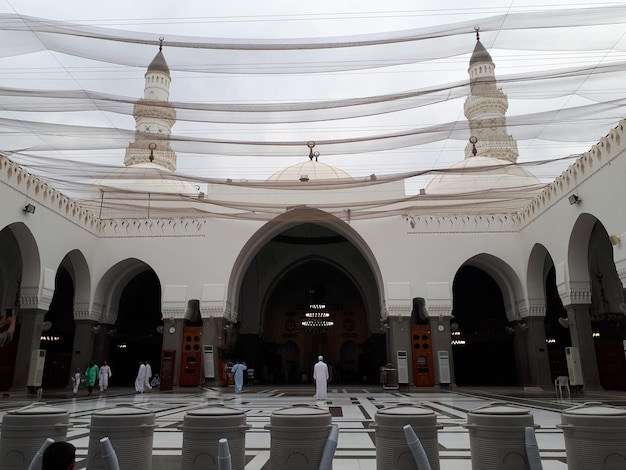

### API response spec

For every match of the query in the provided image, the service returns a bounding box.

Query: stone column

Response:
[520,316,552,388]
[387,315,411,383]
[201,317,220,385]
[161,318,184,385]
[428,306,454,386]
[69,319,98,376]
[92,324,115,366]
[565,303,601,388]
[11,308,46,390]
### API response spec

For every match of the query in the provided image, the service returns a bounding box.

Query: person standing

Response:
[313,355,329,401]
[231,359,247,393]
[144,360,153,390]
[84,362,99,396]
[99,360,112,392]
[135,361,146,393]
[71,368,82,396]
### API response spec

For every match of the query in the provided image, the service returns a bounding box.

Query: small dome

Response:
[425,156,540,195]
[147,51,170,76]
[96,162,198,195]
[268,160,352,182]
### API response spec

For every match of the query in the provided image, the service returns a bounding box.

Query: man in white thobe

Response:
[144,361,153,390]
[135,362,146,393]
[99,360,112,392]
[313,355,329,401]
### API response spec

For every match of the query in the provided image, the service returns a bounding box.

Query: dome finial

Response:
[159,36,164,52]
[148,142,156,162]
[469,136,478,156]
[307,141,319,161]
[474,26,480,41]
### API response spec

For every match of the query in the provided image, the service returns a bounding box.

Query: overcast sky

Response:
[1,0,625,193]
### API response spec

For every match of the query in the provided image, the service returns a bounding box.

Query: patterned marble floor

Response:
[1,384,625,469]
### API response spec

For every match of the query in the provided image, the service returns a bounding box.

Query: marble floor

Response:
[1,384,626,469]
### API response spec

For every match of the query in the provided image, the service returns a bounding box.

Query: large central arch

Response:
[226,212,386,384]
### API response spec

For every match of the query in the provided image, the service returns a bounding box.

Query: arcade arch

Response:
[229,219,385,384]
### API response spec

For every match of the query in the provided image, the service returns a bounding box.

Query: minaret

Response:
[463,28,519,162]
[124,38,178,171]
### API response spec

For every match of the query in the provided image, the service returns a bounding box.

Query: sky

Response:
[1,0,625,195]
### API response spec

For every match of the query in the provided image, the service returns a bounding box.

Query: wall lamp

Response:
[568,194,581,205]
[23,203,36,214]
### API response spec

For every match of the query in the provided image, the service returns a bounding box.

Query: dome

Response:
[95,162,199,195]
[425,156,541,195]
[267,160,352,182]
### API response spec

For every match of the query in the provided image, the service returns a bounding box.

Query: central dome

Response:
[268,160,352,182]
[96,162,199,195]
[425,156,541,195]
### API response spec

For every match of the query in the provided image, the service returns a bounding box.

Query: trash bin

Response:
[181,405,250,470]
[265,404,332,470]
[463,402,537,470]
[372,403,441,470]
[87,405,156,470]
[558,401,626,470]
[0,404,70,470]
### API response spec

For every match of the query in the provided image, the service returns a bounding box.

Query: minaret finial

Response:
[474,26,480,41]
[159,37,164,52]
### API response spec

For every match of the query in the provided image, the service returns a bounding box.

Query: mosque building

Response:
[1,31,625,392]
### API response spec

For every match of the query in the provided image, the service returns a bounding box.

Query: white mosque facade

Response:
[1,37,625,391]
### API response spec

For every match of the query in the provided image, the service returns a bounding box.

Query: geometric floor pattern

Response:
[2,384,626,469]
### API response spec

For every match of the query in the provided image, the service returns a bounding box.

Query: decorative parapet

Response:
[403,213,519,232]
[98,217,207,237]
[516,119,625,226]
[0,155,101,231]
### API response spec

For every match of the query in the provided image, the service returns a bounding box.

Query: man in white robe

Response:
[313,355,329,400]
[135,362,146,393]
[144,361,153,390]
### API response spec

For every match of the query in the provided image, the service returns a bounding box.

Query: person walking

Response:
[84,362,99,396]
[231,359,247,393]
[134,361,146,393]
[99,360,112,392]
[144,360,153,390]
[313,355,329,401]
[71,368,82,396]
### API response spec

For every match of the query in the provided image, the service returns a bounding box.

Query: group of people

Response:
[72,360,112,396]
[134,360,158,393]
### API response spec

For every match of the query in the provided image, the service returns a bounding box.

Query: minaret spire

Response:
[123,41,178,171]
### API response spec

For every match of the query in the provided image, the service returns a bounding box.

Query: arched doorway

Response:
[109,270,163,385]
[588,221,626,390]
[231,222,385,385]
[41,266,75,388]
[452,265,517,386]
